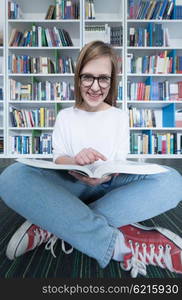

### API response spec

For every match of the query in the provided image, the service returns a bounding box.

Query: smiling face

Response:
[79,56,112,112]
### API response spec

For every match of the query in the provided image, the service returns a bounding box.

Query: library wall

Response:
[0,0,182,159]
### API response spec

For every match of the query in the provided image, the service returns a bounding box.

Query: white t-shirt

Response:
[52,106,129,163]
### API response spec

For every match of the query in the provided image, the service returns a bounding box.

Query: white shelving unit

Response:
[6,0,82,157]
[126,0,182,158]
[1,0,182,159]
[83,0,124,109]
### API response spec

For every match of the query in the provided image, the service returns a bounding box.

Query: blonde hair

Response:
[74,40,119,107]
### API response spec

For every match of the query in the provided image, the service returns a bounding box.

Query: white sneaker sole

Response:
[6,220,32,260]
[132,222,182,250]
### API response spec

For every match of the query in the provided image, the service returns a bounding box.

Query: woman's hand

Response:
[70,148,119,186]
[68,171,112,186]
[74,148,107,165]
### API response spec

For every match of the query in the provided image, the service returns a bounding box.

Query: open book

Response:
[16,158,168,178]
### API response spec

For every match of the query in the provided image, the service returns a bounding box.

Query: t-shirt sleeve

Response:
[52,111,68,162]
[115,110,130,161]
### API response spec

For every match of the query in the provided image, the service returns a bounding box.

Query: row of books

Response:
[8,1,23,19]
[9,26,73,47]
[0,136,3,153]
[10,133,53,154]
[9,79,75,101]
[175,5,182,19]
[8,55,75,74]
[9,107,56,128]
[10,130,182,155]
[56,56,75,73]
[0,88,3,100]
[85,25,123,46]
[8,0,80,20]
[0,35,3,46]
[0,109,3,127]
[128,0,175,20]
[9,55,54,74]
[32,80,75,101]
[45,0,80,20]
[129,107,160,127]
[9,105,175,130]
[128,105,179,128]
[128,23,170,47]
[130,131,182,154]
[7,0,182,21]
[85,0,95,19]
[127,51,182,74]
[85,24,110,44]
[117,81,123,101]
[9,78,123,101]
[9,54,75,74]
[127,79,182,101]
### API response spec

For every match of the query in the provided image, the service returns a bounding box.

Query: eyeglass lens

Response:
[80,74,111,88]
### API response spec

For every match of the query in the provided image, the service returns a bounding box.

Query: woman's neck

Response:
[76,102,111,112]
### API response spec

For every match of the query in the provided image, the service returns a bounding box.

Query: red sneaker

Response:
[6,220,57,260]
[119,223,182,278]
[6,221,73,260]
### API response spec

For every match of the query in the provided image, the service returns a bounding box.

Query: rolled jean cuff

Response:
[97,228,119,268]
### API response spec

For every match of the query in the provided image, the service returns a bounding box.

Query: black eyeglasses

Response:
[80,74,111,89]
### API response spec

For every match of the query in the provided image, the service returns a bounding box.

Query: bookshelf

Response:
[0,0,5,156]
[126,0,182,159]
[1,0,182,159]
[6,0,82,157]
[83,0,124,107]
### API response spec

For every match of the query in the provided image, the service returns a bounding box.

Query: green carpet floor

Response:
[0,198,182,279]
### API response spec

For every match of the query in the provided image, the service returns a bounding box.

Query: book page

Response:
[94,160,168,178]
[16,158,92,176]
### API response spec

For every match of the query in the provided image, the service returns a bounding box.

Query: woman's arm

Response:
[55,148,107,166]
[55,155,76,165]
[55,148,111,186]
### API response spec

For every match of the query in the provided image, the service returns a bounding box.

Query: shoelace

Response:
[34,228,73,258]
[120,240,173,278]
[34,228,52,247]
[45,236,74,257]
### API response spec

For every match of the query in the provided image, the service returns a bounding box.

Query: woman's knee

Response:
[163,166,182,184]
[158,166,182,201]
[0,162,37,197]
[1,162,33,181]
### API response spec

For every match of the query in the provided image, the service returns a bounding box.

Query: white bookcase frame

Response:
[125,0,182,159]
[1,0,182,159]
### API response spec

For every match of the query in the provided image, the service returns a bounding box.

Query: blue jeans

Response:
[0,162,182,268]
